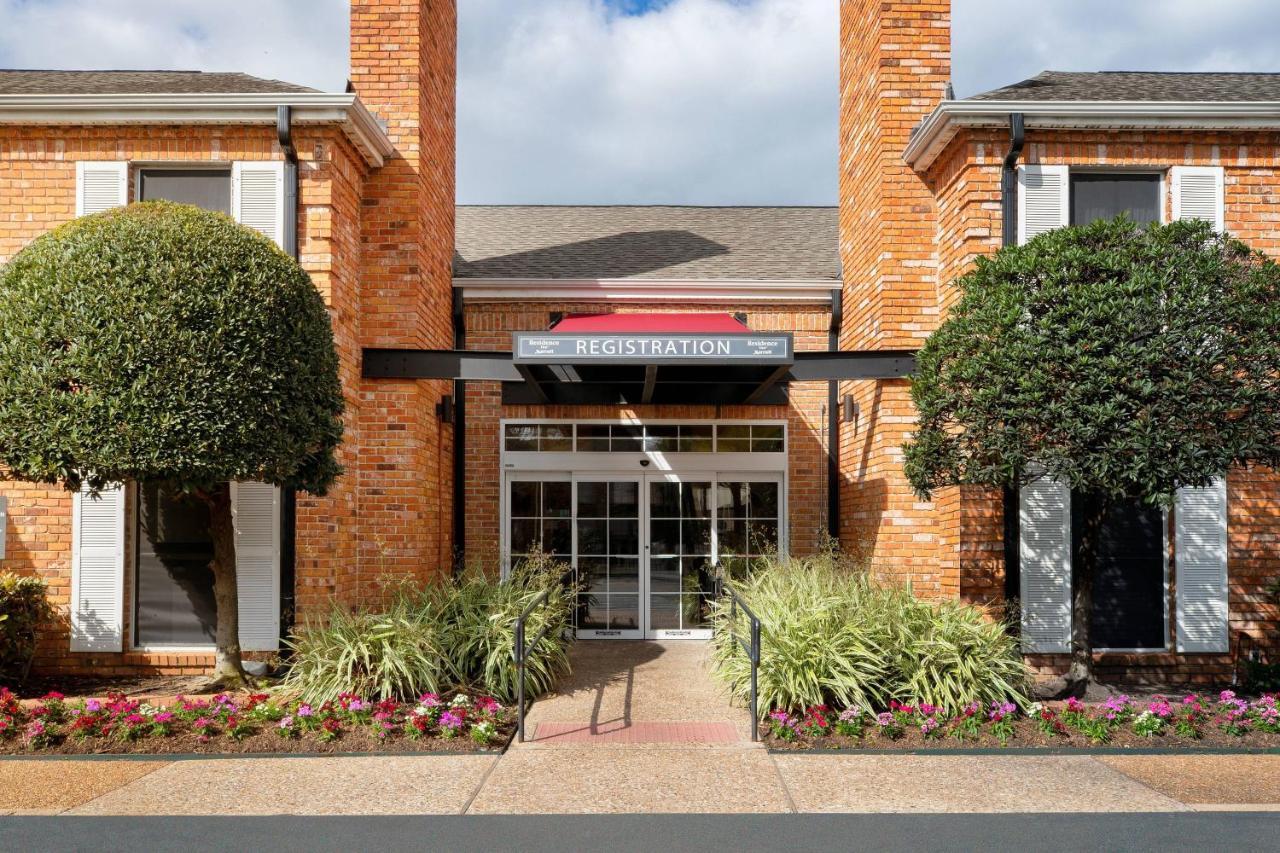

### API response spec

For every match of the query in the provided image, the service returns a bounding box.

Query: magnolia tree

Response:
[0,202,344,685]
[904,216,1280,694]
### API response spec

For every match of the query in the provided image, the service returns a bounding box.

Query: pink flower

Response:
[418,693,442,707]
[194,717,211,729]
[440,710,465,730]
[875,712,894,727]
[296,704,314,718]
[84,699,102,713]
[153,712,174,724]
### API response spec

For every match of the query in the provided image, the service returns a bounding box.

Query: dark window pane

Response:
[646,425,679,452]
[683,557,716,595]
[682,520,713,555]
[138,169,231,214]
[650,520,681,555]
[716,482,749,516]
[542,519,572,556]
[682,482,712,517]
[649,557,680,593]
[682,594,712,629]
[505,424,538,451]
[609,594,640,630]
[577,520,608,555]
[1076,494,1166,649]
[611,425,644,451]
[135,484,217,646]
[609,481,639,518]
[577,593,607,630]
[510,481,539,517]
[577,557,607,593]
[747,520,779,555]
[609,520,639,555]
[576,482,608,518]
[577,425,610,452]
[540,424,572,451]
[718,425,750,439]
[749,482,780,518]
[1071,174,1161,227]
[609,557,640,592]
[510,519,540,554]
[649,482,681,518]
[680,425,713,452]
[717,519,746,555]
[543,482,572,517]
[649,595,680,630]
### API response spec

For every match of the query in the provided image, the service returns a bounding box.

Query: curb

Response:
[768,745,1280,756]
[0,747,509,762]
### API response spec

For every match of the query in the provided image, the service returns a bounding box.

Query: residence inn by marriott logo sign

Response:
[513,333,793,363]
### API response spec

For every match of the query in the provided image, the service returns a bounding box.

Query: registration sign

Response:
[514,333,793,364]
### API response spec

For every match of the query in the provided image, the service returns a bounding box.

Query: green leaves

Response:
[0,201,343,496]
[906,216,1280,505]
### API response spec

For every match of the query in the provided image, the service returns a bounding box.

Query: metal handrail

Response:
[716,575,762,742]
[513,568,574,743]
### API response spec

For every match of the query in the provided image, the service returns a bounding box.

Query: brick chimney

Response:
[837,1,951,587]
[350,0,458,592]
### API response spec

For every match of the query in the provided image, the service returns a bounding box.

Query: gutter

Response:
[276,104,300,649]
[1000,113,1025,610]
[904,99,1280,171]
[827,289,843,543]
[451,286,466,577]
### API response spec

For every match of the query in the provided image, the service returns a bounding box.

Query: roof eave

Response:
[0,92,395,168]
[453,277,840,304]
[904,100,1280,171]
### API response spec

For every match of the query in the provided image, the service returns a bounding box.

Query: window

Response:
[134,484,217,646]
[1073,494,1167,650]
[503,422,784,453]
[138,168,232,214]
[1070,173,1161,227]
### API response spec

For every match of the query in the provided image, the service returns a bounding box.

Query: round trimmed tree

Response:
[0,201,343,685]
[904,216,1280,693]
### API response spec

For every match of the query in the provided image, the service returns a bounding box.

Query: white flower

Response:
[450,694,470,707]
[1028,702,1044,715]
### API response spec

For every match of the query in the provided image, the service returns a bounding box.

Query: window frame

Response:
[1067,167,1167,228]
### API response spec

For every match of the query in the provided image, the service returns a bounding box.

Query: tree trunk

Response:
[207,482,251,687]
[1066,492,1107,697]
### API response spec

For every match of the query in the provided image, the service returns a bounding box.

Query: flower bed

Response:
[0,687,512,755]
[764,692,1280,750]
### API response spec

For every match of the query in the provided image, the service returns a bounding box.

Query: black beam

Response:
[827,287,843,544]
[641,364,658,404]
[362,349,521,381]
[790,350,916,381]
[742,363,791,405]
[514,363,549,403]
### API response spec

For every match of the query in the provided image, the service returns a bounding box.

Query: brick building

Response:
[0,0,1275,681]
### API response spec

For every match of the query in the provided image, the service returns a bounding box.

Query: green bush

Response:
[710,552,1028,713]
[0,573,55,685]
[280,555,573,704]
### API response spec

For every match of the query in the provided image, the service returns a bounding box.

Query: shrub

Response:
[0,573,54,685]
[710,551,1028,713]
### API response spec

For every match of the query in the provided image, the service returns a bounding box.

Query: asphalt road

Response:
[2,813,1277,852]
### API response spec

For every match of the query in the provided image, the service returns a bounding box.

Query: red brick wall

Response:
[0,123,370,674]
[462,302,833,566]
[351,0,457,596]
[836,0,951,592]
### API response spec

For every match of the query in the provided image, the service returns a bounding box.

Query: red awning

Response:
[549,312,750,335]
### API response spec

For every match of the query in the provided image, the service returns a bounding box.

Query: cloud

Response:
[2,1,1278,204]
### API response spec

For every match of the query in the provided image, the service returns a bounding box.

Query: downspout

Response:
[451,283,466,576]
[276,105,300,644]
[1001,113,1025,609]
[827,287,843,544]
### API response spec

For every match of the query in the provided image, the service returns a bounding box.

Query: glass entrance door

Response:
[507,472,783,640]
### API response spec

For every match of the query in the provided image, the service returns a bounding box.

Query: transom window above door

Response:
[503,422,785,454]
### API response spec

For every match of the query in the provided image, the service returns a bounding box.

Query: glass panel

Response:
[609,557,640,593]
[679,425,713,452]
[682,594,713,629]
[577,424,610,452]
[683,482,712,517]
[138,169,231,214]
[682,520,712,554]
[505,424,538,452]
[543,482,572,517]
[718,424,750,440]
[577,520,607,555]
[717,518,746,555]
[577,557,607,593]
[716,482,749,516]
[510,481,539,517]
[646,425,680,452]
[577,594,607,630]
[576,482,608,518]
[510,519,540,554]
[542,519,571,556]
[135,484,217,646]
[649,557,680,593]
[611,425,644,451]
[609,594,640,630]
[749,482,780,517]
[1071,173,1161,227]
[748,520,779,555]
[609,520,639,555]
[609,482,639,517]
[649,595,680,630]
[683,557,717,596]
[649,482,681,517]
[649,520,681,555]
[540,424,573,451]
[752,424,785,453]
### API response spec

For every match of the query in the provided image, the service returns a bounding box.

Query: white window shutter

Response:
[1171,166,1225,232]
[1018,164,1069,244]
[231,162,285,248]
[75,161,128,216]
[1175,478,1229,653]
[70,485,125,652]
[231,481,281,651]
[1019,475,1072,653]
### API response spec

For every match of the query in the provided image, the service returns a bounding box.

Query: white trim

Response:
[905,99,1280,171]
[455,278,837,304]
[232,160,286,248]
[0,93,393,168]
[1175,478,1230,654]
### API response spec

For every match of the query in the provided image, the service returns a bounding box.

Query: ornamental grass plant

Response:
[710,549,1029,714]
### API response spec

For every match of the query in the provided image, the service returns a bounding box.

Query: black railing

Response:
[716,576,762,742]
[513,569,574,743]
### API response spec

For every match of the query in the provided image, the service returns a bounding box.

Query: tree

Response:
[904,216,1280,694]
[0,201,343,685]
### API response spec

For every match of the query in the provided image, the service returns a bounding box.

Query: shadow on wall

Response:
[841,382,888,565]
[455,230,730,279]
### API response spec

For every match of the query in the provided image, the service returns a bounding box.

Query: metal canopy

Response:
[363,347,915,405]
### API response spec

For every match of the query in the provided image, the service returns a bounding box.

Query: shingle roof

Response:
[454,206,839,280]
[968,71,1280,103]
[0,70,317,95]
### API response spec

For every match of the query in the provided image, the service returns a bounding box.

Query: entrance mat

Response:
[532,721,739,744]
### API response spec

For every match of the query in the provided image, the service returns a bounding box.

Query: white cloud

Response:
[2,1,1278,204]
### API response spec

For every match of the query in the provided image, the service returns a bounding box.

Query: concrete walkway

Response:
[3,643,1280,815]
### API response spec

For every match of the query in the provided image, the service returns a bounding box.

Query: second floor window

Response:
[1070,173,1161,227]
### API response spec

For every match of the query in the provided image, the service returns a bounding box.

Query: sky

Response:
[1,0,1278,205]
